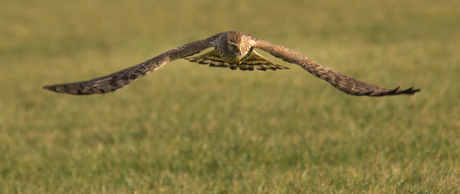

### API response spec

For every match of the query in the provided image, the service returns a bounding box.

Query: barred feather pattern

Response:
[185,49,289,71]
[43,31,420,96]
[43,33,222,95]
[251,38,420,96]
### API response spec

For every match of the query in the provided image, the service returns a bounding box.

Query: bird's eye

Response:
[230,45,235,48]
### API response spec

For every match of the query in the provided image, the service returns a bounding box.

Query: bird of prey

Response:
[43,31,420,96]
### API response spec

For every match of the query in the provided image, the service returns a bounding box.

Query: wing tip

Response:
[348,86,421,97]
[368,86,421,97]
[43,84,97,95]
[393,86,421,95]
[43,85,59,92]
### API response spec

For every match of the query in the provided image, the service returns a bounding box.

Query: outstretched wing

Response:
[43,33,222,95]
[250,38,420,96]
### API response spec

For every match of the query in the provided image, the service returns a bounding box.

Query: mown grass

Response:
[1,0,459,193]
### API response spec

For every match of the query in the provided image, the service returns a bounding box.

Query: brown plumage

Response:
[43,31,420,96]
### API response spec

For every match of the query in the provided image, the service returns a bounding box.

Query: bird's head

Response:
[220,31,251,62]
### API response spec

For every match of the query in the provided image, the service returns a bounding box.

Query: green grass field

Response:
[1,0,459,193]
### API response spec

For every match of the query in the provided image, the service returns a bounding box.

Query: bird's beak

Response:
[238,47,241,52]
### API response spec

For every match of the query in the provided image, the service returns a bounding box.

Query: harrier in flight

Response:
[43,31,420,96]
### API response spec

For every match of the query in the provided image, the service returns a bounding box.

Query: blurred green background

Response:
[1,0,459,193]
